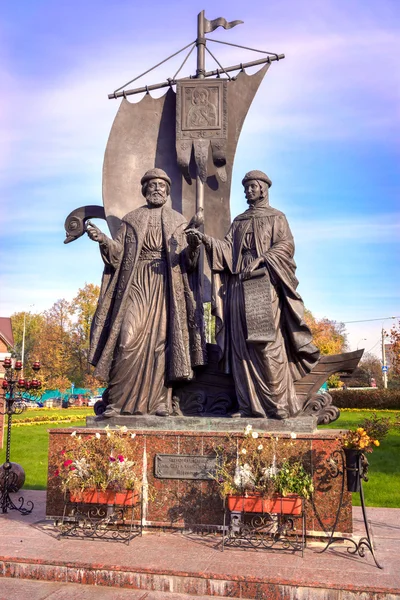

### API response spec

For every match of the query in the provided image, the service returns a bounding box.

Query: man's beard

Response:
[146,192,167,207]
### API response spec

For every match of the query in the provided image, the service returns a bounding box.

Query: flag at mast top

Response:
[196,10,243,78]
[202,12,244,34]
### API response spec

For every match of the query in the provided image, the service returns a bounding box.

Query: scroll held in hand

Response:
[242,268,276,343]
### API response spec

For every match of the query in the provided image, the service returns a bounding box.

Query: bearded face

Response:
[145,178,168,207]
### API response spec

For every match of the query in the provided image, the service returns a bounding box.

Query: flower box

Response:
[226,493,302,515]
[69,488,138,506]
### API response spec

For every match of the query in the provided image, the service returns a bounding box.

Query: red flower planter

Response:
[69,489,138,506]
[226,494,302,515]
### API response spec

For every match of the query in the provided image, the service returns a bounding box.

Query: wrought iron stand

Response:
[1,360,38,515]
[319,449,383,569]
[222,501,306,555]
[57,490,143,544]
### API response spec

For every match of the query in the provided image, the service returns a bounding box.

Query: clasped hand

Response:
[185,228,204,249]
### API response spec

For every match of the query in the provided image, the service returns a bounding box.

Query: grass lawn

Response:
[320,410,400,508]
[1,408,93,490]
[1,409,399,507]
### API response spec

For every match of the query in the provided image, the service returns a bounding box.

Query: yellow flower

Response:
[374,440,380,447]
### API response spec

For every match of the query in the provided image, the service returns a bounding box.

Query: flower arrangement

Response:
[213,425,314,501]
[54,426,140,494]
[341,413,390,453]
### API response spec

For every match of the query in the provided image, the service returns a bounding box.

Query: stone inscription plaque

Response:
[242,268,276,343]
[154,454,217,480]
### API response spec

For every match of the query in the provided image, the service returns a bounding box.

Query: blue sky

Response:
[0,0,399,357]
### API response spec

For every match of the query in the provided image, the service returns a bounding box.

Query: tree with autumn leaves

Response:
[388,319,400,388]
[11,284,104,393]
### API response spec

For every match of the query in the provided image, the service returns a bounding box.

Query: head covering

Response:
[242,170,272,188]
[141,168,171,186]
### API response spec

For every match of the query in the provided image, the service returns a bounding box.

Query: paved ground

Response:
[0,491,399,599]
[0,578,227,600]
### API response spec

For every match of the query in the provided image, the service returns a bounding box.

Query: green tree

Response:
[10,311,45,365]
[69,283,100,386]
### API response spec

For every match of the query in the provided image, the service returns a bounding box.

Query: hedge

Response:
[330,389,400,410]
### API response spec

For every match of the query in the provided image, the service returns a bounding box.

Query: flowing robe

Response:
[207,205,319,417]
[89,204,206,415]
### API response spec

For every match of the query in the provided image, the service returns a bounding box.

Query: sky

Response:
[0,0,399,359]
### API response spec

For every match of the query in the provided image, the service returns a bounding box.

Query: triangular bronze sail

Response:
[102,64,270,241]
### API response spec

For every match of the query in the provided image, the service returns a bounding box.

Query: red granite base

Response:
[46,428,352,533]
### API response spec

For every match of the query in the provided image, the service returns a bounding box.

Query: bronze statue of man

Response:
[87,168,206,418]
[187,170,319,419]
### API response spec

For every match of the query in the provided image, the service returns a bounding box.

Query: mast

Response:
[195,10,206,214]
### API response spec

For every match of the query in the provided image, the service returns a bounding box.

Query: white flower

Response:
[70,431,76,437]
[241,448,247,454]
[120,425,128,433]
[107,431,111,438]
[257,444,263,451]
[244,424,253,433]
[251,431,259,439]
[131,433,136,439]
[95,432,101,439]
[234,463,255,489]
[290,432,297,439]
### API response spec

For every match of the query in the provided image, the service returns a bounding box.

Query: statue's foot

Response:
[155,405,170,417]
[274,409,289,420]
[100,406,121,418]
[230,410,251,418]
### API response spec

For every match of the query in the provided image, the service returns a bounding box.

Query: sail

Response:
[102,63,270,240]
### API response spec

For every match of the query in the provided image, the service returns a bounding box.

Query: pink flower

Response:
[70,466,76,471]
[109,456,116,462]
[118,455,124,462]
[60,450,66,455]
[63,459,73,467]
[54,469,60,477]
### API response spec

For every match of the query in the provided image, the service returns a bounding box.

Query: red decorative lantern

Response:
[31,379,39,388]
[3,358,11,369]
[25,380,31,389]
[2,380,9,389]
[36,380,42,388]
[18,378,25,387]
[32,361,41,371]
[15,361,22,371]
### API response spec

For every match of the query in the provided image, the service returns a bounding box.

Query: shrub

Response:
[331,389,400,410]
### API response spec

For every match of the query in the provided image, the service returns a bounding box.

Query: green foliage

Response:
[11,284,101,390]
[320,410,400,508]
[360,413,391,442]
[212,425,313,500]
[331,389,400,409]
[327,374,343,389]
[272,460,314,500]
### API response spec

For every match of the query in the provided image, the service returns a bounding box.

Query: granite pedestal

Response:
[46,423,352,534]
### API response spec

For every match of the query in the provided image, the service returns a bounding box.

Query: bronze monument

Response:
[187,170,319,419]
[87,168,206,418]
[63,11,362,424]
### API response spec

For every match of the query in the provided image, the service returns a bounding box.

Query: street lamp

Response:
[1,358,41,515]
[21,304,35,378]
